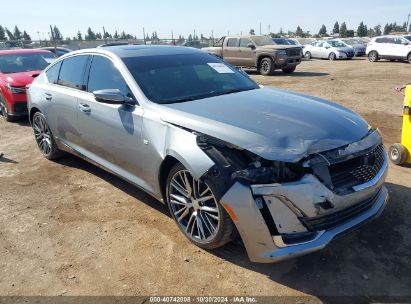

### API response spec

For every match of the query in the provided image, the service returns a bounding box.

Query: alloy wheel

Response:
[33,114,52,155]
[168,169,220,243]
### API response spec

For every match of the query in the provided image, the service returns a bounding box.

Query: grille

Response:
[329,144,385,190]
[300,189,380,231]
[286,48,302,57]
[13,102,28,113]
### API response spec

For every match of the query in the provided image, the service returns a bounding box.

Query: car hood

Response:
[332,46,354,52]
[158,88,370,162]
[2,71,42,86]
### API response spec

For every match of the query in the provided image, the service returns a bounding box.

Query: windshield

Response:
[0,52,55,74]
[250,36,275,46]
[123,53,258,104]
[328,40,347,47]
[273,38,297,45]
[404,36,411,42]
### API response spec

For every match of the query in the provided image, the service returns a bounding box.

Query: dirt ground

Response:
[0,58,410,301]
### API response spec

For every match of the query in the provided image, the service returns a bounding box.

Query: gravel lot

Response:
[0,57,410,300]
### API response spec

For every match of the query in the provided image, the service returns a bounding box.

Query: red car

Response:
[0,49,55,121]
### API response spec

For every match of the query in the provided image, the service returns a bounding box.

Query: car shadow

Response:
[245,70,329,77]
[56,155,169,217]
[211,182,411,300]
[0,153,18,164]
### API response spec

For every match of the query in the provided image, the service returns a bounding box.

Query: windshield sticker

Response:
[44,58,56,64]
[207,63,235,74]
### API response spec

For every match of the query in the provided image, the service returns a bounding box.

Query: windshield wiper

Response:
[210,87,256,97]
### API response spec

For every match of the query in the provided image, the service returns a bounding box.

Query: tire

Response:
[259,57,275,76]
[407,53,411,64]
[368,51,379,62]
[32,111,63,160]
[304,52,312,60]
[165,163,234,250]
[328,52,336,61]
[282,66,296,73]
[389,143,408,165]
[0,93,15,122]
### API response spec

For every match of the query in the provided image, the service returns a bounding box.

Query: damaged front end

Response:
[196,130,389,263]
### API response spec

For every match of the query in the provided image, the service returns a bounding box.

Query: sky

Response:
[1,0,410,39]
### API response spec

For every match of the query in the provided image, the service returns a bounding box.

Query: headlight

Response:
[6,83,25,94]
[276,50,287,56]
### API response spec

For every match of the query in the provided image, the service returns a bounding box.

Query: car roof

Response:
[71,45,202,58]
[0,49,53,55]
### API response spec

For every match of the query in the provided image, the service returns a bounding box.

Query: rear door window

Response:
[226,38,238,47]
[45,61,62,84]
[58,55,90,90]
[239,38,252,47]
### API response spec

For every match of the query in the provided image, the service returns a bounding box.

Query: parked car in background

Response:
[367,36,411,63]
[304,40,355,60]
[341,38,367,56]
[0,49,55,121]
[272,38,304,58]
[40,47,72,57]
[180,40,209,49]
[202,35,302,75]
[27,45,388,263]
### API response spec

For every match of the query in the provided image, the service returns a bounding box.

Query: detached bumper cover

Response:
[221,155,388,263]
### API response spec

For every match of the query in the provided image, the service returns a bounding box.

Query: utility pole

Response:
[49,25,56,50]
[194,29,196,40]
[143,27,146,44]
[407,13,411,33]
[268,24,271,34]
[103,26,107,44]
[259,22,262,35]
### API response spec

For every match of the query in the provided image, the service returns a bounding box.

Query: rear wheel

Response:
[166,163,234,250]
[282,66,296,73]
[259,57,274,76]
[328,52,336,61]
[368,51,379,62]
[389,143,408,165]
[32,111,63,160]
[407,53,411,64]
[0,93,15,122]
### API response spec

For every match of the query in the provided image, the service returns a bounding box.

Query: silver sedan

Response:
[27,46,388,263]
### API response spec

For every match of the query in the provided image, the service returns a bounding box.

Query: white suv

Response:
[366,35,411,63]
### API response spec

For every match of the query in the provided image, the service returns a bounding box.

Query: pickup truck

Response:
[202,35,302,75]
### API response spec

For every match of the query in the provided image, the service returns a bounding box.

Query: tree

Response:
[318,24,327,37]
[95,32,102,39]
[249,29,255,35]
[402,22,407,31]
[188,34,193,41]
[52,25,63,40]
[22,31,31,41]
[0,26,6,40]
[5,28,14,40]
[13,26,22,40]
[409,22,411,32]
[333,21,340,34]
[76,31,83,40]
[103,31,111,39]
[374,24,382,36]
[367,28,375,37]
[383,23,390,35]
[357,22,367,37]
[340,22,348,38]
[120,31,127,39]
[113,30,119,39]
[295,26,303,37]
[346,30,355,37]
[85,27,96,40]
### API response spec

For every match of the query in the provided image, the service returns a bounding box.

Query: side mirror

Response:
[93,89,125,104]
[325,46,330,49]
[247,43,255,49]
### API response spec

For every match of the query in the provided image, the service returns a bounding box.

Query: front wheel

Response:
[304,51,312,60]
[0,93,15,122]
[407,53,411,64]
[282,66,296,73]
[32,112,63,160]
[389,143,408,165]
[328,52,336,61]
[368,51,379,62]
[259,57,274,76]
[166,163,234,249]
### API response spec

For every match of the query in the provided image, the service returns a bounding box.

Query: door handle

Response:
[44,93,52,101]
[78,103,91,113]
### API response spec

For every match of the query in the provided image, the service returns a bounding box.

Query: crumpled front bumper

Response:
[220,156,388,263]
